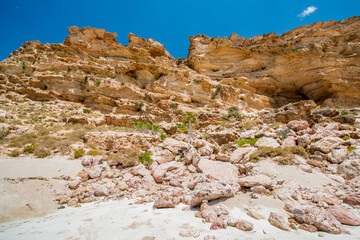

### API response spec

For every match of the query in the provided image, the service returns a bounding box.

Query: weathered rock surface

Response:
[197,158,238,183]
[188,17,360,108]
[190,181,235,206]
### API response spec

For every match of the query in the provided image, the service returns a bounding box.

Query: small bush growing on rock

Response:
[222,106,243,121]
[152,125,160,132]
[177,123,188,134]
[87,149,99,156]
[249,146,308,162]
[137,102,144,112]
[160,132,167,140]
[83,108,91,114]
[170,102,177,109]
[84,76,88,84]
[347,146,356,152]
[341,111,349,116]
[139,151,153,168]
[74,148,86,159]
[275,156,294,165]
[184,113,197,124]
[23,144,36,154]
[240,120,261,130]
[134,121,151,130]
[95,80,101,87]
[236,138,258,147]
[121,81,125,86]
[8,149,21,157]
[342,135,351,140]
[34,148,51,158]
[211,85,222,99]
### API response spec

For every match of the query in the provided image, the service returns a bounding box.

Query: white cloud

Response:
[298,6,318,18]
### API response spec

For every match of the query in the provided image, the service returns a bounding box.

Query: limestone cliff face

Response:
[0,17,359,125]
[188,17,360,107]
[0,27,265,125]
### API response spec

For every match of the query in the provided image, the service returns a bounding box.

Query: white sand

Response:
[0,156,82,179]
[0,198,359,240]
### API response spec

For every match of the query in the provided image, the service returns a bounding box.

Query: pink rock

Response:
[343,193,360,205]
[281,136,296,148]
[235,220,254,231]
[153,198,175,208]
[68,180,80,190]
[93,185,109,197]
[291,205,348,234]
[151,148,175,164]
[151,161,182,183]
[197,158,238,183]
[81,155,93,167]
[287,120,309,131]
[87,166,104,179]
[310,137,344,154]
[329,205,360,226]
[190,181,235,207]
[92,155,103,166]
[297,134,311,147]
[312,192,339,205]
[210,221,226,230]
[202,210,218,223]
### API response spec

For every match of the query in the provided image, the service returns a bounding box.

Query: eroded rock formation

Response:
[188,16,360,107]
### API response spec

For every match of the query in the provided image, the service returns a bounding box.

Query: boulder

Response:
[291,205,347,234]
[329,205,360,226]
[159,138,188,154]
[337,149,360,179]
[255,137,280,148]
[150,147,175,164]
[230,147,256,163]
[297,134,312,147]
[310,137,344,154]
[190,181,235,206]
[184,147,200,166]
[287,120,309,131]
[343,193,360,205]
[328,148,347,164]
[153,198,175,208]
[197,158,239,183]
[208,130,237,145]
[238,174,274,189]
[87,166,104,179]
[268,212,291,231]
[93,185,109,197]
[151,161,183,183]
[281,136,296,148]
[235,220,254,231]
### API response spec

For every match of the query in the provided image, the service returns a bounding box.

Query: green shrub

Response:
[152,125,160,132]
[222,106,243,121]
[275,156,294,165]
[121,81,125,86]
[74,148,86,159]
[134,121,151,130]
[83,108,91,114]
[211,85,222,99]
[139,151,153,168]
[236,138,258,147]
[95,80,100,87]
[347,146,356,152]
[160,132,167,140]
[137,102,144,112]
[184,113,196,124]
[8,149,21,157]
[87,149,99,156]
[195,79,201,84]
[341,111,349,116]
[170,102,177,109]
[34,148,51,158]
[23,144,36,154]
[84,76,88,84]
[342,135,351,140]
[177,123,188,134]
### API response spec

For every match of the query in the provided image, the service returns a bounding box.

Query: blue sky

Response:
[0,0,359,60]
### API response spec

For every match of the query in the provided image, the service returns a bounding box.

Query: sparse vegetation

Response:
[83,108,91,114]
[8,149,21,157]
[134,121,151,130]
[34,148,51,158]
[342,135,351,140]
[240,120,261,130]
[74,148,86,159]
[170,102,177,109]
[269,122,283,129]
[277,128,291,139]
[95,80,101,87]
[236,138,258,147]
[84,76,88,84]
[211,85,222,99]
[222,106,243,121]
[152,125,160,132]
[121,81,125,86]
[0,127,10,139]
[347,146,356,152]
[249,146,308,162]
[139,151,153,168]
[23,144,36,154]
[160,132,167,140]
[138,102,144,112]
[87,149,99,156]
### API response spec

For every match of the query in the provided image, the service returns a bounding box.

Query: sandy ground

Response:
[0,156,82,179]
[0,198,359,240]
[0,156,82,223]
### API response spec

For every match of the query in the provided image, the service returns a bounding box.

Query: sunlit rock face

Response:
[188,17,360,107]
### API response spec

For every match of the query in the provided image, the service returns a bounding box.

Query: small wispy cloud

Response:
[298,6,318,19]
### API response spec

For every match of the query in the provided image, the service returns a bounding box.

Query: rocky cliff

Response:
[0,17,359,124]
[188,16,360,107]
